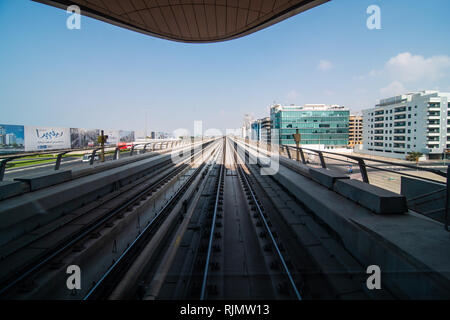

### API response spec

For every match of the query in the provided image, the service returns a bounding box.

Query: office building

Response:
[260,117,272,144]
[249,117,272,144]
[0,126,5,145]
[362,90,450,159]
[250,119,260,141]
[348,115,363,147]
[270,104,349,147]
[5,133,16,145]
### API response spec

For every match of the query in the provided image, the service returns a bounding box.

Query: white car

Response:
[82,153,100,162]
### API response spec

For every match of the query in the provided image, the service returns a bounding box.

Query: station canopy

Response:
[35,0,329,43]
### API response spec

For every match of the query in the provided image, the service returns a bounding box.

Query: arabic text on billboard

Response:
[24,126,71,151]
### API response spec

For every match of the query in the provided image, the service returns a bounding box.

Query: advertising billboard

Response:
[0,124,25,154]
[24,126,71,151]
[70,128,100,149]
[134,130,147,140]
[119,130,135,143]
[103,129,119,146]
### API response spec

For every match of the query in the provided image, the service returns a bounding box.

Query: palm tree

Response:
[406,151,423,165]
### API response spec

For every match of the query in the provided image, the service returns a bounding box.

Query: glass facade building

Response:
[250,120,261,141]
[270,104,350,146]
[249,117,271,143]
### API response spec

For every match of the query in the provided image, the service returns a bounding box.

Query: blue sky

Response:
[1,0,450,134]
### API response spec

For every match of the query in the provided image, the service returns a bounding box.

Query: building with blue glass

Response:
[270,104,350,147]
[249,117,271,143]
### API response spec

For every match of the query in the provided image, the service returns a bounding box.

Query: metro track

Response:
[0,139,220,299]
[0,137,382,299]
[82,143,221,300]
[197,137,302,299]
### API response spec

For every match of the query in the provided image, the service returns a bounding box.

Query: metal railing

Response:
[0,140,187,181]
[238,138,449,231]
[285,144,449,230]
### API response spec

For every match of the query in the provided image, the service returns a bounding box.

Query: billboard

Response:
[24,126,71,151]
[70,128,100,149]
[103,129,119,146]
[134,130,147,140]
[0,124,25,154]
[0,124,135,153]
[119,130,135,143]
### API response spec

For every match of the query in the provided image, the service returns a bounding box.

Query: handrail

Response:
[285,145,447,178]
[239,138,450,231]
[286,145,447,177]
[0,140,180,160]
[240,138,447,182]
[0,140,183,181]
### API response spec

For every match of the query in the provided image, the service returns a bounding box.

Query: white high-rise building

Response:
[362,90,450,159]
[5,133,16,145]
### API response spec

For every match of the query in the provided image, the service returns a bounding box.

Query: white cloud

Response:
[359,52,450,83]
[324,89,334,96]
[380,81,406,97]
[318,60,333,71]
[385,52,450,82]
[354,52,450,104]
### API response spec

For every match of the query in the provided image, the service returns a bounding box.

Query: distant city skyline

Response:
[1,0,449,134]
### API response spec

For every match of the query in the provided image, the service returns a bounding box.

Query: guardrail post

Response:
[114,147,120,160]
[285,146,292,159]
[358,158,370,183]
[318,151,326,168]
[445,165,449,231]
[299,148,306,164]
[191,137,194,163]
[54,151,69,170]
[0,159,7,181]
[90,149,98,165]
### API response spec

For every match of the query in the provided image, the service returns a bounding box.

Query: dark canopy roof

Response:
[34,0,329,43]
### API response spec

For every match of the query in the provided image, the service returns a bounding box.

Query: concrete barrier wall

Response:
[401,176,446,222]
[234,138,450,298]
[0,141,214,247]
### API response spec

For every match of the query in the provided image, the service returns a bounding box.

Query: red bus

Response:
[117,142,133,150]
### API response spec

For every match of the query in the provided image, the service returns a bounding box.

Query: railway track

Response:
[200,138,225,300]
[176,137,304,299]
[83,144,221,299]
[0,140,220,299]
[0,136,383,300]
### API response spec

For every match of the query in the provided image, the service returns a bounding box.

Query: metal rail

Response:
[83,141,219,299]
[0,140,186,181]
[284,144,447,180]
[200,139,225,300]
[241,138,450,231]
[235,150,302,300]
[0,141,214,297]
